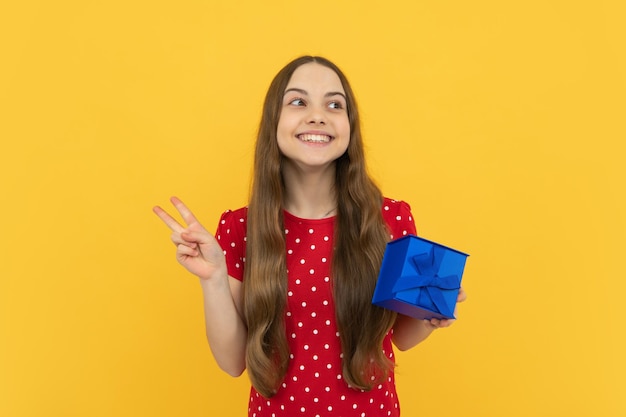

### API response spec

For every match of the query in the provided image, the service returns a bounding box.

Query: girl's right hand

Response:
[153,197,226,281]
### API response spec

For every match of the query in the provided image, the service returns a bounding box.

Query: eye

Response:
[288,97,306,106]
[328,101,344,110]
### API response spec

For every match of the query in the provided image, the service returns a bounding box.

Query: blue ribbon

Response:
[391,246,460,318]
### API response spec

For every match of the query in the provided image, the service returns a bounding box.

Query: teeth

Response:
[299,134,331,143]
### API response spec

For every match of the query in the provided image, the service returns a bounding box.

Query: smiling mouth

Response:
[297,133,333,143]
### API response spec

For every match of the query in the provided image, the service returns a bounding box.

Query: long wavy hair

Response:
[244,56,396,398]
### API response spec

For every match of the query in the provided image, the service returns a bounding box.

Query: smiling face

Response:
[276,63,351,173]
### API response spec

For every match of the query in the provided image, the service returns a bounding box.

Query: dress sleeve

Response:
[382,198,418,241]
[215,208,247,281]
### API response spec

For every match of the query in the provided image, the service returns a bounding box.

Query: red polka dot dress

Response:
[215,198,417,417]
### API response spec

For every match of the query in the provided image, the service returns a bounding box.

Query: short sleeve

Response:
[381,198,417,241]
[215,207,248,281]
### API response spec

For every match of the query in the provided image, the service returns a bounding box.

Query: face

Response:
[277,63,350,173]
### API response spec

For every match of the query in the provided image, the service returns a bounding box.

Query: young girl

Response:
[154,56,465,417]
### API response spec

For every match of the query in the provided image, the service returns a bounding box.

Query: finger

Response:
[181,230,213,245]
[457,287,467,303]
[425,319,439,329]
[438,319,455,328]
[171,232,198,249]
[153,206,185,233]
[177,244,199,258]
[171,197,202,227]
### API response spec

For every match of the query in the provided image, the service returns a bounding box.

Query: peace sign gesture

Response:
[153,197,226,281]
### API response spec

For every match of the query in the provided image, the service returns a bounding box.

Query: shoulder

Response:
[215,206,248,243]
[382,197,414,221]
[381,197,417,239]
[218,206,248,227]
[215,206,248,281]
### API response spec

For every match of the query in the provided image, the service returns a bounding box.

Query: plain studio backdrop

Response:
[1,1,624,416]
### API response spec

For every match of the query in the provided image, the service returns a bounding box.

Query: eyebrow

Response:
[284,88,347,100]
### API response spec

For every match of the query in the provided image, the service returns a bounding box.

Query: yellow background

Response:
[1,1,625,416]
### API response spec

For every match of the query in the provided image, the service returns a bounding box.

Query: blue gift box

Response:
[372,235,469,320]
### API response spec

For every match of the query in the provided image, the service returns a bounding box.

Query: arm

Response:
[392,315,437,351]
[392,287,467,351]
[383,200,467,350]
[153,197,247,376]
[199,274,247,376]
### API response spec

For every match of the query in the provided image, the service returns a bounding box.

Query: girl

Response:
[153,56,465,417]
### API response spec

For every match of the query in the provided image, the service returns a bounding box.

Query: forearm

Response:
[199,275,247,376]
[392,314,436,351]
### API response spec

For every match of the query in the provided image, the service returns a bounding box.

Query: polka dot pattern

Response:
[216,198,417,417]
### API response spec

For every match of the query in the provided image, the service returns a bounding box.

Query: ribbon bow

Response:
[391,245,460,318]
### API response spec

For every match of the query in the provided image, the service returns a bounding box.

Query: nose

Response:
[306,105,326,125]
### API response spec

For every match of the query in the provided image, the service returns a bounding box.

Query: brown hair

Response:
[244,56,396,397]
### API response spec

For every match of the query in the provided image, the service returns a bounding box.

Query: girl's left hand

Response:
[425,287,467,329]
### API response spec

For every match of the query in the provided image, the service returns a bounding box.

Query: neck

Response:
[282,163,337,219]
